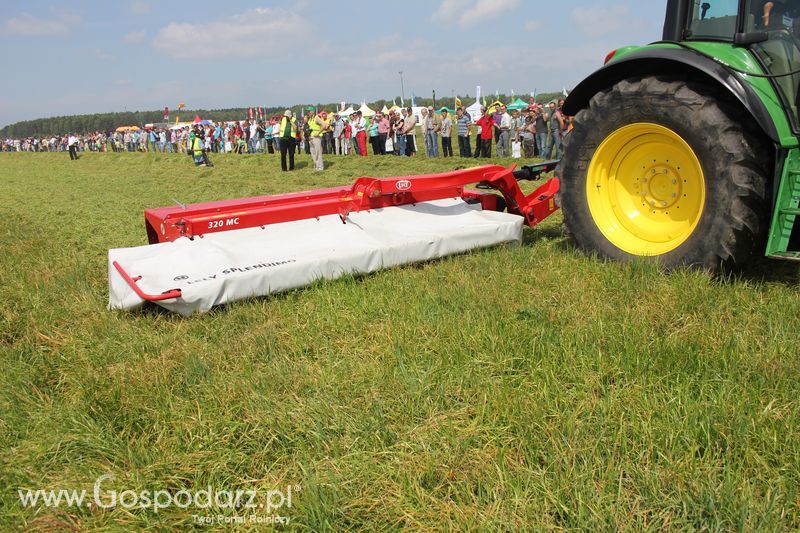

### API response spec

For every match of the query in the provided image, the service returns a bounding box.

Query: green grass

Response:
[1,150,799,530]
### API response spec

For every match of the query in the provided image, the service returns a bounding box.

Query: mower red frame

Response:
[143,162,560,244]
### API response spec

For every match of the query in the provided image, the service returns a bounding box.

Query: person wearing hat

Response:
[278,110,298,171]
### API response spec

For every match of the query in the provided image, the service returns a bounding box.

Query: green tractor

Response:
[560,0,800,271]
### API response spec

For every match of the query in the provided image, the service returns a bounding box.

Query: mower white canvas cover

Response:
[108,199,523,315]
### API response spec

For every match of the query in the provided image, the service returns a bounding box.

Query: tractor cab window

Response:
[745,0,800,125]
[687,0,741,39]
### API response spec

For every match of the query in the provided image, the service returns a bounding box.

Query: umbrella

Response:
[115,126,140,132]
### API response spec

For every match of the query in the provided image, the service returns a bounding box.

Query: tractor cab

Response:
[676,0,800,128]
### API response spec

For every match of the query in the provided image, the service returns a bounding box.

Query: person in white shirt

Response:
[497,105,512,157]
[350,112,366,157]
[67,134,78,160]
[249,122,259,153]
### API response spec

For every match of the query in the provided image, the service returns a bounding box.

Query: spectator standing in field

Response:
[433,107,442,156]
[353,111,367,157]
[456,107,471,157]
[264,119,274,154]
[368,115,381,155]
[322,115,334,154]
[254,121,264,153]
[348,112,359,155]
[544,101,565,159]
[307,108,324,171]
[302,111,312,154]
[473,112,482,159]
[420,107,430,156]
[278,110,298,171]
[395,110,407,156]
[376,113,389,155]
[475,108,494,158]
[497,105,511,157]
[67,133,78,160]
[492,105,503,146]
[272,119,282,153]
[332,113,345,155]
[533,106,547,157]
[440,109,453,157]
[342,117,352,155]
[403,107,417,156]
[511,109,522,142]
[521,115,536,158]
[190,127,206,166]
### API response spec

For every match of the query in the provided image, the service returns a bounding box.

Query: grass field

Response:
[1,149,799,530]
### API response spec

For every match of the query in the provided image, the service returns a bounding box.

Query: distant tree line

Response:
[0,92,566,138]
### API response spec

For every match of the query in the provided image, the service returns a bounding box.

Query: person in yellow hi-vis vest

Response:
[190,126,206,167]
[307,107,325,171]
[278,110,298,172]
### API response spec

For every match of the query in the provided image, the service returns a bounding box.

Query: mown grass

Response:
[0,150,798,530]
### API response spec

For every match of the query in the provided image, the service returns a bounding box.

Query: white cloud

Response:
[122,30,146,44]
[153,8,309,59]
[523,20,543,32]
[570,4,631,38]
[130,2,151,15]
[0,11,79,36]
[433,0,520,28]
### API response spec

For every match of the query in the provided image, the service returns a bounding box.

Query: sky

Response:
[0,1,667,127]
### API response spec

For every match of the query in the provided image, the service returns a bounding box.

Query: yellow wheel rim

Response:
[586,123,706,256]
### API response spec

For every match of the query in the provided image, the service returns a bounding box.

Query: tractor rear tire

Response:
[559,76,770,272]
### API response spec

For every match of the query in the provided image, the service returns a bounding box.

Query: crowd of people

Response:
[1,99,572,170]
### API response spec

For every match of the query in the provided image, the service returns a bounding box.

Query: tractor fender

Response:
[562,47,780,144]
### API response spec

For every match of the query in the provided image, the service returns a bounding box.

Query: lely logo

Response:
[395,180,411,191]
[173,275,189,281]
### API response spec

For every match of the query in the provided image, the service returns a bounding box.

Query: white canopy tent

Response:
[358,103,376,117]
[465,100,482,121]
[465,84,483,121]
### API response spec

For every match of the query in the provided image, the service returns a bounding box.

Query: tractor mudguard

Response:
[562,47,780,144]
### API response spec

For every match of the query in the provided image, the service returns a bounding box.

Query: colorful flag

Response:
[455,96,462,107]
[248,107,254,121]
[163,107,169,121]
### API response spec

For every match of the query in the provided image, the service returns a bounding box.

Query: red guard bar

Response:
[112,261,183,301]
[144,165,560,244]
